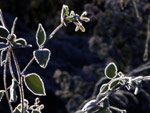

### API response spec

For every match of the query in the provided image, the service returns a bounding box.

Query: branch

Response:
[143,15,150,61]
[3,49,13,113]
[8,48,18,82]
[21,23,64,74]
[12,50,25,113]
[78,74,150,113]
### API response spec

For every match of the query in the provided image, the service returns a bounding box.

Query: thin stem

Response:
[21,23,64,74]
[110,106,126,113]
[3,49,13,113]
[21,57,34,75]
[49,23,64,39]
[12,50,25,113]
[132,0,141,20]
[143,15,150,61]
[11,17,18,35]
[79,74,150,113]
[0,9,6,27]
[119,0,124,10]
[8,48,18,82]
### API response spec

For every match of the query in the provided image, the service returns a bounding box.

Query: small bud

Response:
[39,104,44,110]
[35,97,40,105]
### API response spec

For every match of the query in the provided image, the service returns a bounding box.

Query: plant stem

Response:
[8,48,18,82]
[3,49,13,113]
[21,57,34,75]
[12,50,25,113]
[21,23,64,74]
[110,106,126,113]
[143,15,150,61]
[49,23,64,39]
[132,0,141,19]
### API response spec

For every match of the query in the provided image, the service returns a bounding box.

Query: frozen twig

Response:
[143,15,150,61]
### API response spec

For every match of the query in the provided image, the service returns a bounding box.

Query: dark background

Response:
[0,0,150,113]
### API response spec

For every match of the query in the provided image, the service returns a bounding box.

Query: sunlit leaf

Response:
[105,62,117,79]
[119,80,125,85]
[81,17,90,22]
[100,84,109,94]
[13,107,29,113]
[13,108,21,113]
[64,5,69,16]
[0,90,4,102]
[100,109,112,113]
[118,72,124,77]
[90,106,101,112]
[0,25,9,38]
[66,16,75,21]
[36,24,46,47]
[13,104,21,113]
[15,38,27,45]
[24,73,46,96]
[82,99,97,112]
[80,25,85,32]
[33,48,50,68]
[31,110,41,113]
[109,80,120,89]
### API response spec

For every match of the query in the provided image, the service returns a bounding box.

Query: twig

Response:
[3,49,13,113]
[21,57,34,75]
[132,0,141,20]
[49,23,64,39]
[110,106,126,113]
[0,9,6,27]
[8,48,18,82]
[127,61,150,76]
[79,74,150,113]
[21,23,64,74]
[12,50,25,113]
[11,17,18,35]
[143,15,150,61]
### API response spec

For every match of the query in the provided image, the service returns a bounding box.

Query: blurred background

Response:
[0,0,150,113]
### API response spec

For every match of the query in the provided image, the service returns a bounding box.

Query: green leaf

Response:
[105,62,117,79]
[13,104,21,113]
[36,24,46,47]
[64,5,69,16]
[119,80,125,85]
[33,48,51,68]
[118,72,124,77]
[0,42,8,50]
[13,108,29,113]
[31,110,41,113]
[90,106,101,112]
[13,103,29,113]
[0,90,4,102]
[109,80,120,89]
[0,26,9,38]
[100,84,109,94]
[15,38,27,45]
[66,16,75,21]
[13,108,21,113]
[100,109,112,113]
[24,73,46,96]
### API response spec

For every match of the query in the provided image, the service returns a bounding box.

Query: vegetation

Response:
[0,0,150,113]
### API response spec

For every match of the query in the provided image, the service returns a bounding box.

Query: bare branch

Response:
[143,15,150,61]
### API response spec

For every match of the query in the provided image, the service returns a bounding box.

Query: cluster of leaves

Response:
[0,11,47,113]
[0,4,90,113]
[13,98,44,113]
[77,62,150,113]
